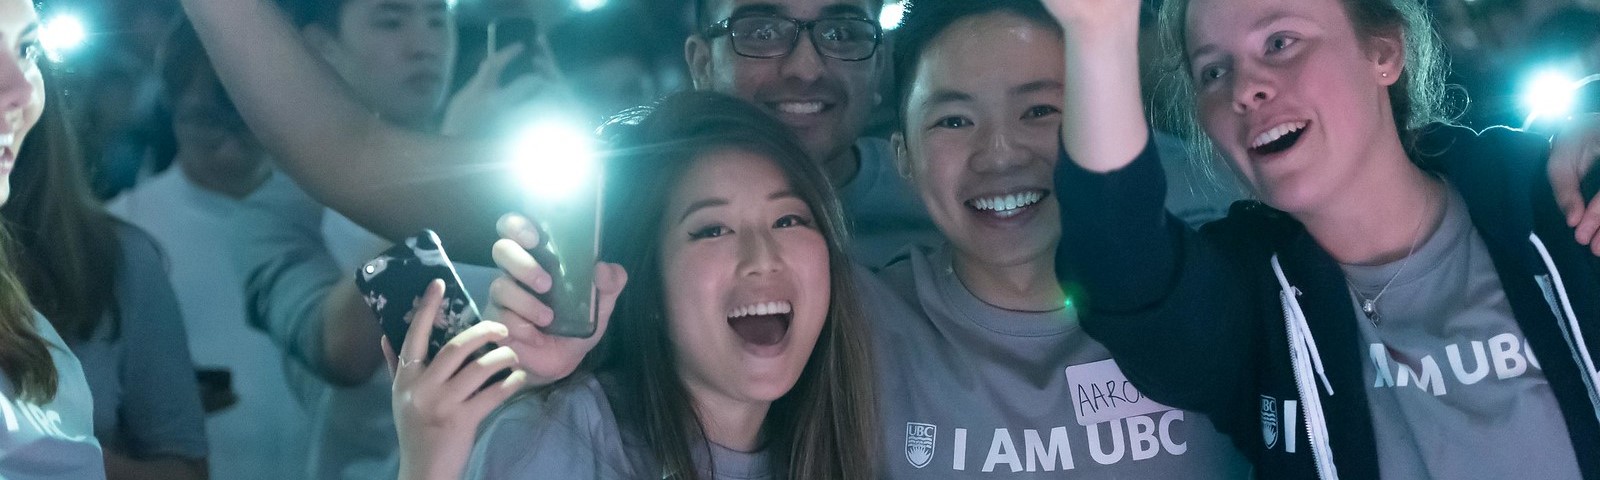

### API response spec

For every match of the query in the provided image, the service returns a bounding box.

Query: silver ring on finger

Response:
[398,357,426,369]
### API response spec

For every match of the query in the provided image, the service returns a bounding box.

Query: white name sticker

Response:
[1064,359,1175,427]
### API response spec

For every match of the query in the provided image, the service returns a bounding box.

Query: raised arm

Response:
[1044,0,1149,173]
[178,0,514,263]
[1043,0,1259,416]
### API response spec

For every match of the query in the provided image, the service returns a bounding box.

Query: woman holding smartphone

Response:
[387,91,878,480]
[1049,0,1600,477]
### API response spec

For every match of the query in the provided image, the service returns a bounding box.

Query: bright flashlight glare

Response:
[510,121,599,200]
[40,15,87,61]
[1524,70,1579,120]
[880,1,906,30]
[575,0,607,12]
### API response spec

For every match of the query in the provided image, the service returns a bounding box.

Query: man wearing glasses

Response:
[687,0,941,267]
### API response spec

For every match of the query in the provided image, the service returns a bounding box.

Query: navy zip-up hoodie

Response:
[1053,124,1600,479]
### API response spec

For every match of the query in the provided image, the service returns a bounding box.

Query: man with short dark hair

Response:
[684,0,942,266]
[286,0,457,129]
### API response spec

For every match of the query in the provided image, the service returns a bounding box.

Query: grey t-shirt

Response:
[838,138,943,269]
[1344,189,1582,480]
[0,313,107,480]
[468,376,772,480]
[68,223,209,461]
[863,246,1251,478]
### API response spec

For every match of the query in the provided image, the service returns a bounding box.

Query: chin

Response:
[738,367,807,402]
[1256,176,1336,215]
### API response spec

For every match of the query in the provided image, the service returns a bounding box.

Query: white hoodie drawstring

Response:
[1272,255,1339,480]
[1529,233,1600,422]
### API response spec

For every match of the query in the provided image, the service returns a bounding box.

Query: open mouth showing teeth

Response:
[772,102,827,115]
[1249,121,1308,156]
[727,301,792,347]
[967,190,1048,218]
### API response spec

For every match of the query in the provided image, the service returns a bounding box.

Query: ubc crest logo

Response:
[905,422,937,469]
[1261,395,1280,449]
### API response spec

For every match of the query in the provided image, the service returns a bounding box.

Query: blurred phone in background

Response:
[488,17,543,86]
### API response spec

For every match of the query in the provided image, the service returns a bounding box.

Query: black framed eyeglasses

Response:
[704,14,883,62]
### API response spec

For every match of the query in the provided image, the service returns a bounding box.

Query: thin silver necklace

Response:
[1346,189,1437,325]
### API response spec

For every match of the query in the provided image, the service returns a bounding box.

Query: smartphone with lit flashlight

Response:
[488,16,542,87]
[521,167,605,339]
[524,188,605,338]
[355,230,485,360]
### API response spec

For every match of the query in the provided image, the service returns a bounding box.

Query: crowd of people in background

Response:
[1,0,1599,479]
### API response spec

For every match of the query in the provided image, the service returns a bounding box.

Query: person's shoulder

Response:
[110,220,169,273]
[481,375,615,439]
[470,375,625,478]
[843,137,903,194]
[856,136,894,161]
[105,168,183,215]
[856,245,942,327]
[874,243,938,291]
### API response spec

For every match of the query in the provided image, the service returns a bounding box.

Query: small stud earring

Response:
[1381,72,1389,78]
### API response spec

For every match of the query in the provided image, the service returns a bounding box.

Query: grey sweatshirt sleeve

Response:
[229,194,339,380]
[111,224,209,460]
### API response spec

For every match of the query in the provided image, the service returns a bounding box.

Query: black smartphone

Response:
[488,16,541,86]
[355,230,484,361]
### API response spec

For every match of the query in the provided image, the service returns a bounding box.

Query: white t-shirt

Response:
[107,168,311,480]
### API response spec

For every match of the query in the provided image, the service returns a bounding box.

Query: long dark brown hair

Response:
[1,64,124,342]
[0,225,54,403]
[582,91,878,479]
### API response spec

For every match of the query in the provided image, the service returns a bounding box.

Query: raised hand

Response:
[1050,0,1151,173]
[442,40,575,138]
[1040,0,1143,31]
[1548,113,1600,255]
[488,213,627,386]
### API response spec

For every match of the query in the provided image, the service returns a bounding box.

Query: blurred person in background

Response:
[288,0,457,131]
[220,0,561,478]
[73,0,183,199]
[171,0,941,272]
[106,19,312,480]
[546,4,669,121]
[2,8,208,480]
